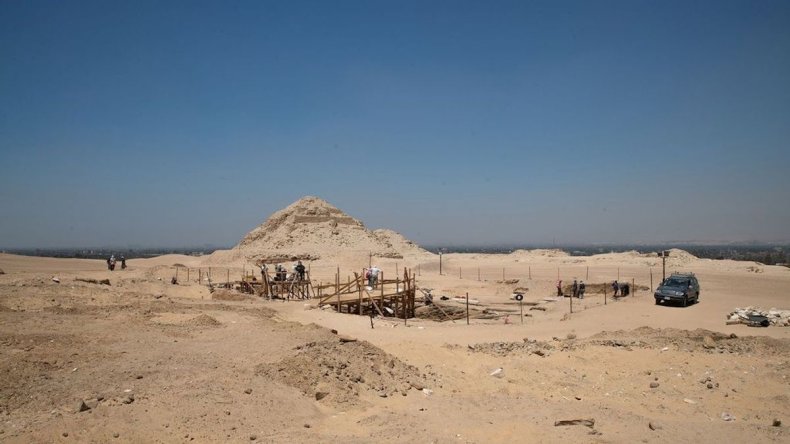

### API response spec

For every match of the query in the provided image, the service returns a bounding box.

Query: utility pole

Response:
[439,251,443,276]
[659,250,670,281]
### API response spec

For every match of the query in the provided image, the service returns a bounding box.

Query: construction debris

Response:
[726,307,790,327]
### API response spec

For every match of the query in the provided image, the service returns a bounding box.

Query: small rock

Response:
[773,419,781,427]
[249,435,257,441]
[121,395,134,404]
[683,398,696,404]
[315,391,328,401]
[707,382,714,389]
[113,432,120,438]
[76,400,90,413]
[135,375,143,380]
[721,412,735,421]
[330,329,338,334]
[62,432,69,437]
[702,336,716,349]
[650,382,660,389]
[574,396,582,401]
[648,422,661,430]
[244,388,252,395]
[304,424,311,428]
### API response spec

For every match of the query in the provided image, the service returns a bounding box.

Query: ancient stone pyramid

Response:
[233,196,425,261]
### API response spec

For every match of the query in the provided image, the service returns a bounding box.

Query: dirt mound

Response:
[462,327,790,357]
[588,326,790,354]
[182,314,222,327]
[256,338,432,407]
[211,290,251,301]
[210,196,425,263]
[510,249,569,258]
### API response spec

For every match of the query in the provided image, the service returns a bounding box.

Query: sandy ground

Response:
[0,251,788,443]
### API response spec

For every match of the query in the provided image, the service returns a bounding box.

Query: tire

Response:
[655,299,660,305]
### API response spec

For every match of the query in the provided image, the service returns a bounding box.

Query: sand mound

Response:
[510,249,569,258]
[182,314,222,327]
[211,289,250,301]
[256,338,433,406]
[208,196,426,263]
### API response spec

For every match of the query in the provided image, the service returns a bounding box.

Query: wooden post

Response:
[395,276,400,319]
[570,289,573,314]
[604,285,607,305]
[336,271,340,313]
[198,269,201,283]
[459,267,462,279]
[466,292,470,325]
[502,268,505,281]
[586,266,589,281]
[358,272,363,315]
[175,267,179,281]
[650,268,653,291]
[632,278,635,297]
[380,277,384,315]
[520,299,524,324]
[187,268,190,282]
[477,267,480,281]
[209,267,212,281]
[528,266,531,280]
[617,267,620,281]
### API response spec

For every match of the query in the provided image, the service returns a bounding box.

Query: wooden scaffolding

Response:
[316,268,416,318]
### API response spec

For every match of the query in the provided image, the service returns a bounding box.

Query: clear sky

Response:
[1,0,789,249]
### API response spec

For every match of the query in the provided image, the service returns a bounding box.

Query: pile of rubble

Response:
[726,307,790,327]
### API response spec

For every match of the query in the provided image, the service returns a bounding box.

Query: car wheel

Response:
[655,299,660,305]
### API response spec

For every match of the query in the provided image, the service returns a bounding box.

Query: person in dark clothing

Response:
[120,256,127,270]
[571,279,579,298]
[578,281,586,299]
[612,280,619,297]
[295,261,306,281]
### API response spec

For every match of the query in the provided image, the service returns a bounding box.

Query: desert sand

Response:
[1,197,788,443]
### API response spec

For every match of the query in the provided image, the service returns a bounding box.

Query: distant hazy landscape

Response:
[4,243,789,265]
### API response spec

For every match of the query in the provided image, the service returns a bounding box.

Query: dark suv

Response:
[654,273,700,307]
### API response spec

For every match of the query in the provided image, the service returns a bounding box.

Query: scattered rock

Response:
[721,412,735,421]
[76,400,90,413]
[113,432,120,438]
[121,395,134,404]
[490,368,504,378]
[244,388,252,395]
[702,336,716,349]
[650,382,660,389]
[62,432,69,437]
[315,391,328,401]
[304,424,311,428]
[707,382,714,389]
[772,419,781,427]
[648,422,661,430]
[683,398,696,404]
[250,435,257,441]
[554,418,595,428]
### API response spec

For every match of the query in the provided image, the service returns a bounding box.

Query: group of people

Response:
[556,279,586,298]
[260,261,307,282]
[106,255,126,271]
[611,280,630,297]
[365,266,381,288]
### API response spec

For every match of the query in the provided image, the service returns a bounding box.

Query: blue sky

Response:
[1,0,788,248]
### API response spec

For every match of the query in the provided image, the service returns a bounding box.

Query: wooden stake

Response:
[586,266,589,281]
[477,266,480,281]
[187,268,190,282]
[528,266,531,280]
[650,268,653,291]
[466,292,470,325]
[632,278,635,297]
